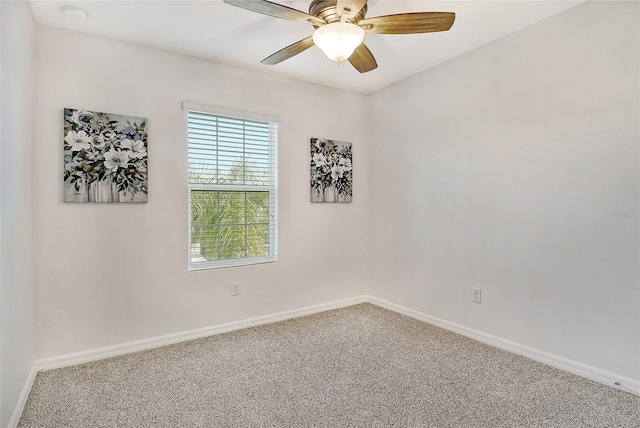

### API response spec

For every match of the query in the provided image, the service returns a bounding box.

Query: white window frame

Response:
[185,102,278,271]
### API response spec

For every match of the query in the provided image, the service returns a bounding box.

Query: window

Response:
[187,110,278,270]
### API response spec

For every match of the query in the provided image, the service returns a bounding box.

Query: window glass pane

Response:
[218,191,245,224]
[247,224,269,258]
[191,190,219,225]
[219,225,246,260]
[190,190,219,262]
[190,225,220,262]
[246,191,269,223]
[188,159,217,184]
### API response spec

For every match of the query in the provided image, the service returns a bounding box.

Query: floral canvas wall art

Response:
[63,108,148,203]
[310,138,352,203]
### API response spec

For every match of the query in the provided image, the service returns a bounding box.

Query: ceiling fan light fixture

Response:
[312,22,365,64]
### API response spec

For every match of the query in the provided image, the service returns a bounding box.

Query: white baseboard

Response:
[367,296,640,396]
[36,295,368,371]
[8,365,38,428]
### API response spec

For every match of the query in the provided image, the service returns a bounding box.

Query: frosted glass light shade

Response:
[312,22,365,64]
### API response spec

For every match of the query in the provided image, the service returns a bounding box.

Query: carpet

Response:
[18,304,640,427]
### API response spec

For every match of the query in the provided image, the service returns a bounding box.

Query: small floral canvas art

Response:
[63,108,148,203]
[310,138,352,203]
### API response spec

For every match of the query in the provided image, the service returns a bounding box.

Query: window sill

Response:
[188,256,278,271]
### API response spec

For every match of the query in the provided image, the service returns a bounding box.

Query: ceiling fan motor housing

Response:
[309,0,367,24]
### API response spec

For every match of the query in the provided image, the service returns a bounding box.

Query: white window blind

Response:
[187,110,278,270]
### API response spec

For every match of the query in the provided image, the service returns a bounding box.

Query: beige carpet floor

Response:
[19,304,640,427]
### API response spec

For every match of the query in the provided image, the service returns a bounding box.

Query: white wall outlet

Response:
[472,287,482,303]
[231,281,240,296]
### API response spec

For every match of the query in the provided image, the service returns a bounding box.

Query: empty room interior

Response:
[1,0,639,426]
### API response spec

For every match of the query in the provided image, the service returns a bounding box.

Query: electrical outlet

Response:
[472,287,481,303]
[231,281,240,296]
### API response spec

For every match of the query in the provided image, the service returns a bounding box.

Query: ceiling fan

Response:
[223,0,455,73]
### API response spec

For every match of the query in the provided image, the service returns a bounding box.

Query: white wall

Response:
[368,1,639,381]
[29,0,639,388]
[33,26,370,359]
[0,1,36,426]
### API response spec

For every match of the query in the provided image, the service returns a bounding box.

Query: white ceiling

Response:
[28,0,583,94]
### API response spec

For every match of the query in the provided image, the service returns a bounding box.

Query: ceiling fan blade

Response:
[348,43,377,73]
[336,0,367,20]
[224,0,326,26]
[261,36,315,65]
[359,12,455,34]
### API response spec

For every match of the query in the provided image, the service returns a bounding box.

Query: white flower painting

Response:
[63,108,148,203]
[310,138,352,203]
